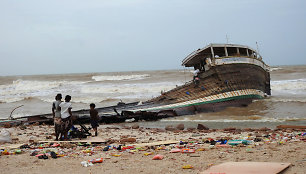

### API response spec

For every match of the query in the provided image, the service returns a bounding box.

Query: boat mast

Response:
[256,41,260,58]
[210,44,215,58]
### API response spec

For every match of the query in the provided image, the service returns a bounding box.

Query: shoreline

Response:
[121,120,306,129]
[1,123,305,174]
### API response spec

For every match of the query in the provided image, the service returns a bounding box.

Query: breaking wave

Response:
[271,78,306,95]
[80,82,179,95]
[0,78,182,104]
[0,96,35,103]
[0,80,88,103]
[39,96,118,104]
[269,67,283,71]
[92,74,150,81]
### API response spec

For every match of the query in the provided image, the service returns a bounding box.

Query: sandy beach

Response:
[1,124,305,174]
[1,1,306,173]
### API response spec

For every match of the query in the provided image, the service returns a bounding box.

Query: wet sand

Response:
[0,124,305,174]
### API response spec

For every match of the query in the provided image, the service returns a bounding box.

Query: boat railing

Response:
[182,49,202,65]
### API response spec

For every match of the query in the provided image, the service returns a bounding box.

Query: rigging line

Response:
[9,105,24,120]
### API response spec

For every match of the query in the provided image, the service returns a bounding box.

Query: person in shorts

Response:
[52,93,62,141]
[59,95,73,140]
[89,103,99,136]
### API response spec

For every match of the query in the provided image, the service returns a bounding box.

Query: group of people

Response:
[52,93,99,141]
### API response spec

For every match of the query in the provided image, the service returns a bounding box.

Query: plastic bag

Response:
[0,129,12,143]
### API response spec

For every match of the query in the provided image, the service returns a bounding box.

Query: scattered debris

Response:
[152,154,163,160]
[0,129,12,143]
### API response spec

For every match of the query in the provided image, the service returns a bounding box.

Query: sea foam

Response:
[0,80,88,103]
[269,67,283,71]
[271,78,306,95]
[92,74,150,81]
[0,78,182,104]
[80,82,179,94]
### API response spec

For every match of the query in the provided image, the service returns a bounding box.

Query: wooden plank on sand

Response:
[129,140,178,147]
[39,137,107,143]
[201,162,291,174]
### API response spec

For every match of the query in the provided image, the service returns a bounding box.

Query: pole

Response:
[9,105,24,120]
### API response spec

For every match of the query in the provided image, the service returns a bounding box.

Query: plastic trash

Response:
[1,149,10,155]
[170,149,181,153]
[121,146,134,151]
[111,154,121,157]
[196,148,205,151]
[216,144,231,148]
[144,152,154,156]
[181,149,195,153]
[15,149,22,154]
[50,151,57,159]
[37,154,48,159]
[152,154,164,160]
[103,146,110,151]
[35,154,45,157]
[83,149,92,153]
[88,158,103,163]
[81,161,93,167]
[182,165,193,169]
[228,140,249,146]
[51,143,60,147]
[0,129,12,143]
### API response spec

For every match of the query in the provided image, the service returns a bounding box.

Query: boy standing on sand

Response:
[89,103,99,136]
[52,93,62,141]
[59,95,73,140]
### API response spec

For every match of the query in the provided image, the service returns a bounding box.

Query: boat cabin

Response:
[182,44,262,71]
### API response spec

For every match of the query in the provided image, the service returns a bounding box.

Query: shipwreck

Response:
[141,43,271,115]
[0,43,271,126]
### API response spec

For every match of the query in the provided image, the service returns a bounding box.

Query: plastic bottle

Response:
[181,149,195,153]
[88,158,103,163]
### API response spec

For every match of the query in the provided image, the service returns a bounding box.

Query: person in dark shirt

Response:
[52,93,62,141]
[89,103,99,136]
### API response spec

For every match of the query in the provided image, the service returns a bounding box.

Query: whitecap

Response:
[269,67,283,71]
[80,82,182,95]
[0,80,87,103]
[92,74,150,81]
[271,78,306,95]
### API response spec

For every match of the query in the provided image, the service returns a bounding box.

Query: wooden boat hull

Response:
[135,63,269,116]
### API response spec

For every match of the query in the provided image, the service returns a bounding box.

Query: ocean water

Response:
[0,66,306,128]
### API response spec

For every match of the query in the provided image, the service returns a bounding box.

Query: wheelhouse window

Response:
[239,48,248,57]
[213,47,226,58]
[247,49,253,57]
[227,47,238,56]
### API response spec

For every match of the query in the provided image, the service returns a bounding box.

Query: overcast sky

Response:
[0,0,305,76]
